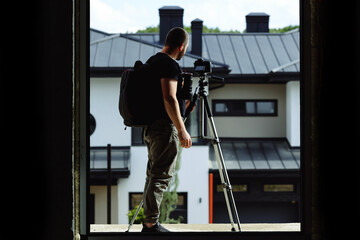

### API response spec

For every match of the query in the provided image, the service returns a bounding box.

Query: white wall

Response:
[286,81,300,147]
[90,185,118,224]
[117,146,209,224]
[209,84,286,138]
[90,77,131,147]
[117,146,148,224]
[177,146,209,224]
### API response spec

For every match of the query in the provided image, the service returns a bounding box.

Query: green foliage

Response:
[136,24,298,34]
[127,205,145,224]
[158,191,180,223]
[202,26,240,33]
[269,25,299,33]
[136,25,159,33]
[136,25,240,33]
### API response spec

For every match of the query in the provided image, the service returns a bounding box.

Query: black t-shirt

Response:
[146,52,185,122]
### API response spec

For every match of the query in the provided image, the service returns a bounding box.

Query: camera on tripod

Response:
[194,58,212,75]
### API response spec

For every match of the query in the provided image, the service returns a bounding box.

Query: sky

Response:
[90,0,299,33]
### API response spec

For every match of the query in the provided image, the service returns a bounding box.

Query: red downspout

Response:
[209,173,213,224]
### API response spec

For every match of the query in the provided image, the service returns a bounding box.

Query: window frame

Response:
[212,99,278,117]
[77,0,314,238]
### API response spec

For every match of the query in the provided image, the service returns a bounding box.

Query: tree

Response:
[136,25,159,33]
[136,25,239,33]
[136,24,298,34]
[269,25,299,33]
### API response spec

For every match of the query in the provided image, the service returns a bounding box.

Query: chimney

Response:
[191,18,203,56]
[246,13,269,33]
[159,6,184,44]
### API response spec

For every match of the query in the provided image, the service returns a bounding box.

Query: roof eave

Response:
[223,72,299,84]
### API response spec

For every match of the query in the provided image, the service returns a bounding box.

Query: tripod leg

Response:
[212,137,242,232]
[202,96,242,232]
[126,199,143,232]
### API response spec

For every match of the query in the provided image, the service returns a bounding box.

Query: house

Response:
[89,6,300,224]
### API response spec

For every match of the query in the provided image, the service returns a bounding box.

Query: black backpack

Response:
[119,60,154,127]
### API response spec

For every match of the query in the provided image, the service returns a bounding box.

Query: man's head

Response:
[164,27,189,60]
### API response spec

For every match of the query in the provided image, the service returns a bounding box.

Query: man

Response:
[141,27,193,232]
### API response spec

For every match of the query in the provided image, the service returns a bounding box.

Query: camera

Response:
[194,58,212,75]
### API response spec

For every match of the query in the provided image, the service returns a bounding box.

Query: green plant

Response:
[127,205,145,224]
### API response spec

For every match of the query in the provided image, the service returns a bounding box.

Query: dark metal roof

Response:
[90,28,299,75]
[202,31,299,74]
[90,28,112,42]
[90,30,228,71]
[209,139,300,170]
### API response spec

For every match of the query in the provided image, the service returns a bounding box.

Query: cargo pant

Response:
[142,119,180,223]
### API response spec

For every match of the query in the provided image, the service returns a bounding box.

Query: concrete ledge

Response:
[91,223,300,232]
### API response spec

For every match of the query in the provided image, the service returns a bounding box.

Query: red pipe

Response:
[209,173,213,224]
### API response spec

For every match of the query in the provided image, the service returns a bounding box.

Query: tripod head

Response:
[184,59,225,119]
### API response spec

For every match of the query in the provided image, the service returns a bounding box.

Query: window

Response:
[131,127,144,145]
[213,100,277,116]
[129,193,144,209]
[81,0,310,236]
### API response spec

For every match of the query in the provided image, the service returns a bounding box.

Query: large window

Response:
[213,100,278,116]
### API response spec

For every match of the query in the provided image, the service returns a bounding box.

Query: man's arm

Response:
[161,78,192,148]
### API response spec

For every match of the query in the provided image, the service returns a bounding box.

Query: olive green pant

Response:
[142,119,179,223]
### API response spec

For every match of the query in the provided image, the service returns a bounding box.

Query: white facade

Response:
[286,81,300,147]
[90,76,209,224]
[209,84,287,138]
[208,82,300,147]
[90,76,300,224]
[90,77,130,147]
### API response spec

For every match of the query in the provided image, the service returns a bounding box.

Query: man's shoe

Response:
[141,222,170,232]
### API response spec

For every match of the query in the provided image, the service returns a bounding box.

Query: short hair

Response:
[164,27,189,50]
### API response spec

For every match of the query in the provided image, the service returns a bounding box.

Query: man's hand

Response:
[178,128,192,148]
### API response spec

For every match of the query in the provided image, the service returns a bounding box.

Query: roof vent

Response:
[246,13,269,33]
[159,6,184,44]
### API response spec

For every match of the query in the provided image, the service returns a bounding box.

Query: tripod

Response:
[126,73,241,232]
[185,73,242,232]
